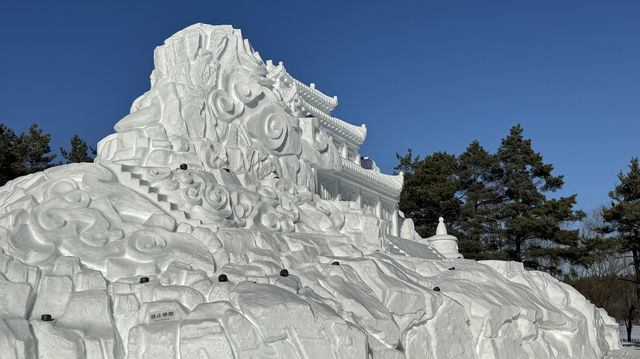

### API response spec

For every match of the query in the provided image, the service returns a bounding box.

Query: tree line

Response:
[396,124,640,340]
[0,123,94,186]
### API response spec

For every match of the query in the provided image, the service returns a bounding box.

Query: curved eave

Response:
[340,159,403,200]
[302,100,367,146]
[292,77,338,113]
[265,62,338,113]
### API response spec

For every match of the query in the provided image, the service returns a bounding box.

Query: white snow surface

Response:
[606,343,640,359]
[0,23,621,358]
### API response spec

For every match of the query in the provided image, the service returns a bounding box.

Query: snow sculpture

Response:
[0,23,621,358]
[420,217,462,259]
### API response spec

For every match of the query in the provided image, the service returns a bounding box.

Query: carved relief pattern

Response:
[96,25,339,193]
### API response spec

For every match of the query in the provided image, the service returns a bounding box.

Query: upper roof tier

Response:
[301,100,367,146]
[292,75,338,114]
[266,61,367,146]
[266,61,337,114]
[341,159,404,199]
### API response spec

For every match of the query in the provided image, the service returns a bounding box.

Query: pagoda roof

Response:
[291,77,338,114]
[301,100,367,146]
[340,159,404,199]
[266,61,337,113]
[266,61,367,146]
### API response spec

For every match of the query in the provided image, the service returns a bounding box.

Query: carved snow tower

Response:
[421,217,462,259]
[0,23,621,359]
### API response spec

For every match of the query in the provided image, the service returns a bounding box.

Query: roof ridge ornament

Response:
[425,217,462,259]
[436,217,447,235]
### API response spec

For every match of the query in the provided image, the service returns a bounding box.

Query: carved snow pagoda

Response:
[265,61,404,236]
[97,24,405,237]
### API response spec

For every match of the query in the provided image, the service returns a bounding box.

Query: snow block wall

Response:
[0,24,620,358]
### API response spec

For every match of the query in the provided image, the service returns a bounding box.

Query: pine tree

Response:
[395,150,461,238]
[0,124,19,185]
[60,134,94,163]
[457,141,506,259]
[575,208,622,273]
[496,125,584,273]
[13,123,56,176]
[602,157,640,313]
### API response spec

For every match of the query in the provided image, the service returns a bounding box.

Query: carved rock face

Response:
[97,24,332,191]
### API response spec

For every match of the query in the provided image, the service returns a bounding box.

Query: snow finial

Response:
[423,217,462,259]
[436,217,447,235]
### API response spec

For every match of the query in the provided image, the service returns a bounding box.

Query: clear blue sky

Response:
[1,0,639,212]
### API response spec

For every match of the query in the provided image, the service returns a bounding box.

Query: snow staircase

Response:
[387,241,406,256]
[107,163,202,227]
[384,235,445,260]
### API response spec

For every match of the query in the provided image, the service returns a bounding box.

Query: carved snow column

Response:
[299,117,316,143]
[427,217,462,259]
[391,207,400,236]
[375,197,382,218]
